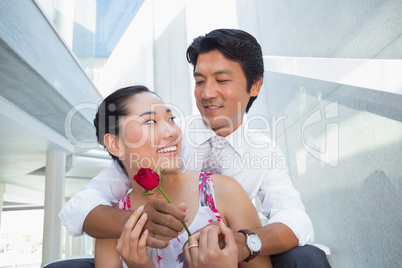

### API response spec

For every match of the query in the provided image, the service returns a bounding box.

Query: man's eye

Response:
[217,79,229,83]
[195,80,204,85]
[145,119,156,124]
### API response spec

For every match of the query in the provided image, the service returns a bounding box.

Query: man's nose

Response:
[202,81,218,99]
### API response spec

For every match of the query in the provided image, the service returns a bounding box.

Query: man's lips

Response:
[203,104,223,113]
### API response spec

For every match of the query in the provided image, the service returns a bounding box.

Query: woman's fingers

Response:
[219,221,237,254]
[198,223,220,252]
[138,229,149,253]
[183,232,200,265]
[117,205,144,253]
[131,212,148,240]
[206,224,221,250]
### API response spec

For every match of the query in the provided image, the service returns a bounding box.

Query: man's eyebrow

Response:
[212,70,233,76]
[193,70,233,77]
[193,72,204,78]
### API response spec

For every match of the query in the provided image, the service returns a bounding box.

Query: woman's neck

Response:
[130,170,200,206]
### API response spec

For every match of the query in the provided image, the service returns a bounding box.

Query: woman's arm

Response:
[95,206,155,268]
[214,175,272,268]
[95,238,122,268]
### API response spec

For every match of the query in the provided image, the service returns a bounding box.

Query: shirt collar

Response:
[183,115,246,155]
[226,122,245,156]
[183,115,214,148]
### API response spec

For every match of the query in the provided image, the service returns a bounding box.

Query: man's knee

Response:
[271,245,331,268]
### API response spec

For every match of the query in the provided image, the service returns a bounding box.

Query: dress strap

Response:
[198,172,221,221]
[198,172,216,208]
[118,192,131,210]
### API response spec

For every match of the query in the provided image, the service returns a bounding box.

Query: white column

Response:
[0,182,5,233]
[42,150,66,266]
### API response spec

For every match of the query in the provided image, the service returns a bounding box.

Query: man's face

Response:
[193,50,260,136]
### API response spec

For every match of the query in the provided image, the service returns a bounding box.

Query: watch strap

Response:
[238,229,261,262]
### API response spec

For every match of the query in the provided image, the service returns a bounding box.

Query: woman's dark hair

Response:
[186,28,264,113]
[94,85,157,175]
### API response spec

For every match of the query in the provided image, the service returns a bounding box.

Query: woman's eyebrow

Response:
[139,108,171,117]
[139,111,154,117]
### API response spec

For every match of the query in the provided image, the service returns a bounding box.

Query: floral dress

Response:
[118,172,221,268]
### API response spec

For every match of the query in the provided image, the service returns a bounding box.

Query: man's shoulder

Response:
[94,161,127,180]
[241,127,277,148]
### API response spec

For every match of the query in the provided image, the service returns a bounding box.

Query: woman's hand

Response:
[183,221,238,268]
[116,206,155,268]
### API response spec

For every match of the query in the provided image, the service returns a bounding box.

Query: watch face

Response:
[248,235,262,252]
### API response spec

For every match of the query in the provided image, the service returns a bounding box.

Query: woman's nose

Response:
[162,121,179,139]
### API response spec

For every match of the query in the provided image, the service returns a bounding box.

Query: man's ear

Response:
[104,134,124,158]
[249,76,262,97]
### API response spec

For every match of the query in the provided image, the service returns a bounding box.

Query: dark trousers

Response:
[44,258,94,268]
[44,245,330,268]
[271,245,331,268]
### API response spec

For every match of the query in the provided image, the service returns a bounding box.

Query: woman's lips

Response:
[157,145,178,156]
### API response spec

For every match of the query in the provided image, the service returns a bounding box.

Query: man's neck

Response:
[200,116,244,137]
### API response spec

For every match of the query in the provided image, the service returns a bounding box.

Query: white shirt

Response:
[59,115,314,246]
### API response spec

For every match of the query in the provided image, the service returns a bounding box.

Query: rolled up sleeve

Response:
[258,167,314,246]
[58,162,130,236]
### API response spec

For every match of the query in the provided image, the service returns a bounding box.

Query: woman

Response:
[94,85,272,268]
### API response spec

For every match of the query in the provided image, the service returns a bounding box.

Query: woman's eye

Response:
[145,119,156,124]
[169,116,176,122]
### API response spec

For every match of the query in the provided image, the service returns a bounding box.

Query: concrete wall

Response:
[153,6,192,116]
[94,0,154,97]
[238,0,402,267]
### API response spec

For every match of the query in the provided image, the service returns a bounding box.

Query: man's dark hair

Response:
[186,28,264,113]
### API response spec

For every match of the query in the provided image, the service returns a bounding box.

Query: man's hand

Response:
[143,199,189,248]
[183,221,238,268]
[234,229,251,262]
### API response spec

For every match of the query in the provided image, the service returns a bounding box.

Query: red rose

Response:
[133,168,160,191]
[133,168,192,237]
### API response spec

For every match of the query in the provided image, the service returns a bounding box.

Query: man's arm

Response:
[84,205,132,238]
[84,200,190,249]
[58,162,131,236]
[214,175,272,267]
[235,222,298,261]
[231,144,314,260]
[235,147,314,259]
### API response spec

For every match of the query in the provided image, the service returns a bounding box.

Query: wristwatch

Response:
[238,229,262,262]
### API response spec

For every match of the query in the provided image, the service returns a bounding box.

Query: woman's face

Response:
[118,92,182,174]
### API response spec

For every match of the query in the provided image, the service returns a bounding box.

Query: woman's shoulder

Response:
[209,173,243,195]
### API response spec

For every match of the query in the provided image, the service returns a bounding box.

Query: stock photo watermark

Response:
[64,100,339,168]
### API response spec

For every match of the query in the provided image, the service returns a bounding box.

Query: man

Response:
[58,29,330,267]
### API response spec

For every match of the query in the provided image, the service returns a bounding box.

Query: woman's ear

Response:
[249,76,262,97]
[104,134,124,158]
